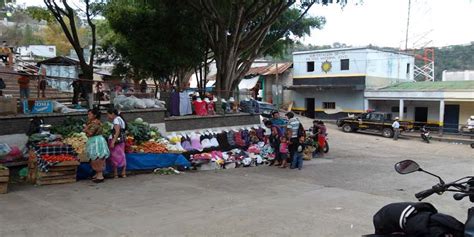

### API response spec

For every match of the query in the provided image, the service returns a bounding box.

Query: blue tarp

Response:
[77,153,190,180]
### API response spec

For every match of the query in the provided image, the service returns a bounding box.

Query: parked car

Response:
[336,112,413,138]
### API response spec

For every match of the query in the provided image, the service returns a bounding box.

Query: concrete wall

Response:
[369,100,441,124]
[263,70,292,105]
[293,48,368,78]
[293,88,365,113]
[0,109,166,136]
[165,113,261,131]
[443,70,474,81]
[366,49,414,83]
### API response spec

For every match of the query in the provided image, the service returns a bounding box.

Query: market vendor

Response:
[84,108,110,183]
[270,111,287,127]
[107,108,127,178]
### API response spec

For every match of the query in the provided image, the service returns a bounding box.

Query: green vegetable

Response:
[51,117,86,137]
[134,118,144,124]
[127,121,151,144]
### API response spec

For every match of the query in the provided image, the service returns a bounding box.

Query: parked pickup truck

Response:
[336,112,413,138]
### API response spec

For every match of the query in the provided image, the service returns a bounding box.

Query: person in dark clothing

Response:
[71,79,81,105]
[71,75,89,108]
[0,77,5,96]
[290,135,306,170]
[140,80,147,93]
[39,76,47,98]
[265,120,281,166]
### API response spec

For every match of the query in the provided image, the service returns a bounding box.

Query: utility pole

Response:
[405,0,411,51]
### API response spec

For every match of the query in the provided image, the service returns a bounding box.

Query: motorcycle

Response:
[364,160,474,236]
[420,126,432,143]
[306,128,329,154]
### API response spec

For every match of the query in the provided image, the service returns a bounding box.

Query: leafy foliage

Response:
[103,0,207,87]
[126,121,151,144]
[51,117,86,137]
[434,44,474,80]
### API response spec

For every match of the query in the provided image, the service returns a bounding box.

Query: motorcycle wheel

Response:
[324,141,329,153]
[471,143,474,149]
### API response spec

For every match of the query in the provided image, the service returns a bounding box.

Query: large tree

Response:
[39,0,103,81]
[188,0,346,97]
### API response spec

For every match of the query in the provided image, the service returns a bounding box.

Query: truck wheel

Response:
[382,128,394,138]
[342,124,353,133]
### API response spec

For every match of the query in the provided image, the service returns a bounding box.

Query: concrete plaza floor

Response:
[1,119,473,236]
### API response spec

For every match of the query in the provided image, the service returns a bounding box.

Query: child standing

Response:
[267,121,281,166]
[291,135,306,170]
[279,136,289,168]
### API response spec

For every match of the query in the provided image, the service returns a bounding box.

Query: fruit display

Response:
[63,133,88,155]
[41,154,77,162]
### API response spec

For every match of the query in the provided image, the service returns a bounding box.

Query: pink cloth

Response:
[206,102,215,115]
[108,140,126,168]
[279,142,288,154]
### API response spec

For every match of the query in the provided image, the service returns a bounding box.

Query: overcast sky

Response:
[16,0,474,49]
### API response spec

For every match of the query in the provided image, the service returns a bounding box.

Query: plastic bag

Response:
[143,99,156,108]
[121,97,136,110]
[52,101,66,112]
[134,98,147,109]
[0,144,12,157]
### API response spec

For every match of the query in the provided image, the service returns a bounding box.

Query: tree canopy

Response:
[104,0,207,88]
[187,0,344,97]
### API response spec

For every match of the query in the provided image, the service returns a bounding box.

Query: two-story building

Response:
[287,47,415,119]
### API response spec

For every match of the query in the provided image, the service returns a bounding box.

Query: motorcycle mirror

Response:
[394,160,420,174]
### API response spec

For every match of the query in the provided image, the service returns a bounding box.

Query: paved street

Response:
[1,118,473,237]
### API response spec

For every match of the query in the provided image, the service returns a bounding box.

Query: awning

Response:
[188,78,216,88]
[238,76,259,90]
[285,85,363,90]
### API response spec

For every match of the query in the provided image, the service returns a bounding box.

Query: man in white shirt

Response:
[392,117,400,141]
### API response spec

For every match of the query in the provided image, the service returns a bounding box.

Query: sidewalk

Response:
[403,131,473,144]
[295,115,473,145]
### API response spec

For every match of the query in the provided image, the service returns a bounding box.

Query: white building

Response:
[17,45,57,60]
[288,47,414,119]
[442,70,474,81]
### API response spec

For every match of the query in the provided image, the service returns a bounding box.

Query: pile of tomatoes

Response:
[41,154,76,162]
[135,141,168,154]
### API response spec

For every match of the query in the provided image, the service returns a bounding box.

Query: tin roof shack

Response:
[37,56,80,92]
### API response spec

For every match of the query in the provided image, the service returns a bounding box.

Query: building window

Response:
[340,59,349,70]
[406,63,410,73]
[323,102,336,109]
[307,61,315,72]
[391,106,407,113]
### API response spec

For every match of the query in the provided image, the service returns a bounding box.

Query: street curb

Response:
[403,133,473,145]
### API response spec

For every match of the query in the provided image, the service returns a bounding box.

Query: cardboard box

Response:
[0,98,17,115]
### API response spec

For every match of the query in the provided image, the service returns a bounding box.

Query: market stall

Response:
[0,165,9,194]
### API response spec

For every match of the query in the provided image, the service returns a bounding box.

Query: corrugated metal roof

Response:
[246,62,292,76]
[379,81,474,91]
[206,62,292,81]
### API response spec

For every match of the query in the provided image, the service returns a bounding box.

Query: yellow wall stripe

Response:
[293,74,366,79]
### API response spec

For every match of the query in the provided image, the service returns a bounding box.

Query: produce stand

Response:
[28,145,80,185]
[0,166,9,194]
